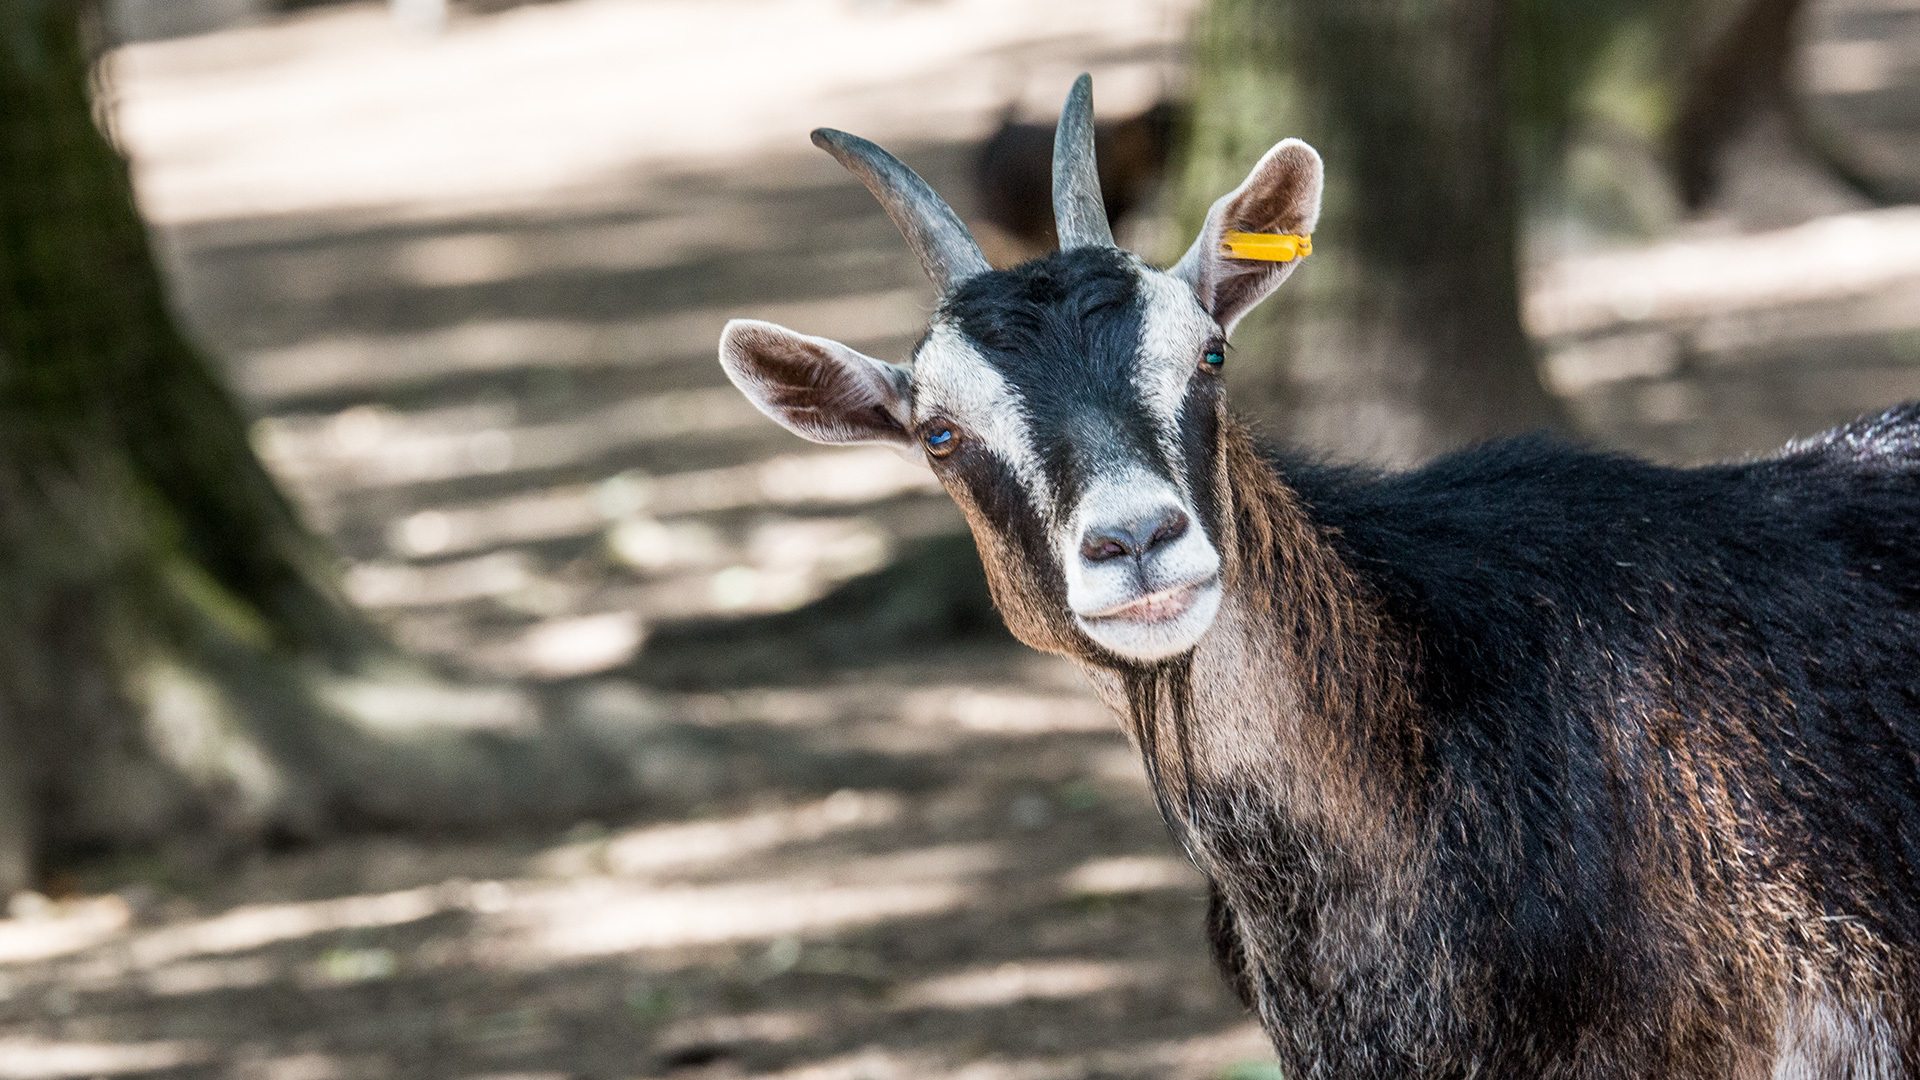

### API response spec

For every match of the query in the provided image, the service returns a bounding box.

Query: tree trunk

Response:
[0,0,640,895]
[1,0,330,893]
[1178,0,1570,462]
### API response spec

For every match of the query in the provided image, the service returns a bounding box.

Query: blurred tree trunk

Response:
[1178,0,1823,461]
[0,0,633,896]
[0,0,372,895]
[1178,0,1567,461]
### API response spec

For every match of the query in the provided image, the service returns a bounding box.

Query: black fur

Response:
[1287,413,1920,930]
[1223,405,1920,1075]
[936,248,1170,504]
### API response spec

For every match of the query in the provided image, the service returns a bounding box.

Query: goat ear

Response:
[1171,139,1322,334]
[719,319,915,448]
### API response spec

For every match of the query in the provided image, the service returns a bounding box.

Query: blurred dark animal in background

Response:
[722,75,1920,1079]
[1674,0,1913,209]
[973,97,1184,259]
[1674,0,1811,208]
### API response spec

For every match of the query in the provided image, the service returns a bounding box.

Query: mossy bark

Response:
[0,0,640,895]
[0,0,373,893]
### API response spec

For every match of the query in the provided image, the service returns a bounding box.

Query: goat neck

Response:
[1087,414,1427,880]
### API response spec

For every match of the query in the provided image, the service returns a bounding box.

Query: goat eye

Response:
[1201,347,1226,370]
[924,426,957,457]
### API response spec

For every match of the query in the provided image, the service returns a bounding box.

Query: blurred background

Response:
[0,0,1916,1076]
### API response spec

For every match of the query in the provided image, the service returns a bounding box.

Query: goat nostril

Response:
[1081,509,1189,564]
[1147,510,1190,550]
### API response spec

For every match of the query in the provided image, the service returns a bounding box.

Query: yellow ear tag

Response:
[1220,231,1313,262]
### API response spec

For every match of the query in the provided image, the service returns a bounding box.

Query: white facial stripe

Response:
[1133,267,1219,496]
[912,321,1055,520]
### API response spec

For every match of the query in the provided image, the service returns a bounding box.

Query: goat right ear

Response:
[719,319,915,448]
[1171,139,1323,335]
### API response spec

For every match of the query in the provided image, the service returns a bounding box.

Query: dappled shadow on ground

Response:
[631,535,1012,691]
[0,644,1269,1080]
[178,142,978,682]
[0,4,1263,1073]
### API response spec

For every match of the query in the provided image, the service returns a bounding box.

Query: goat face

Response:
[906,247,1228,662]
[719,75,1322,666]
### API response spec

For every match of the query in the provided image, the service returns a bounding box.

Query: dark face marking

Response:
[940,446,1083,654]
[940,247,1170,507]
[1179,371,1229,554]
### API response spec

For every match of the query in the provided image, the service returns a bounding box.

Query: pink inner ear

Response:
[1228,146,1319,236]
[738,330,850,406]
[724,323,909,446]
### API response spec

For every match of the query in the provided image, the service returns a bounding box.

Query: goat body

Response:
[717,75,1920,1079]
[1103,410,1920,1078]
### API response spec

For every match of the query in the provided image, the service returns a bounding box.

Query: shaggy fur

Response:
[1104,404,1920,1080]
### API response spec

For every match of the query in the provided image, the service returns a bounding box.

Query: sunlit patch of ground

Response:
[109,0,1196,225]
[105,0,1204,682]
[11,8,1271,1075]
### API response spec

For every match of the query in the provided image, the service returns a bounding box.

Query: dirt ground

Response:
[0,646,1270,1080]
[3,3,1277,1078]
[4,0,1920,1077]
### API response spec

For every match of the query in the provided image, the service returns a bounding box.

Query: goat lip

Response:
[1078,577,1218,624]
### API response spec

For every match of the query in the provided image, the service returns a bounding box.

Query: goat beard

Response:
[1121,657,1205,863]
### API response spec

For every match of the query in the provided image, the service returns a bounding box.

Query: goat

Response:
[717,75,1920,1079]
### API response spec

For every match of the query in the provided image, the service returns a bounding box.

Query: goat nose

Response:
[1080,507,1190,563]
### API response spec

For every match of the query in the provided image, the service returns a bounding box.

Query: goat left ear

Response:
[719,319,915,448]
[1171,138,1323,335]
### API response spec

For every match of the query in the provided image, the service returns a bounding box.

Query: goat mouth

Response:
[1079,577,1218,625]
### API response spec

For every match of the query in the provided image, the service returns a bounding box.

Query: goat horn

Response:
[811,128,990,295]
[1051,73,1114,250]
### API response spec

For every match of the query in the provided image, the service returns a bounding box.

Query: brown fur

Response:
[970,406,1919,1078]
